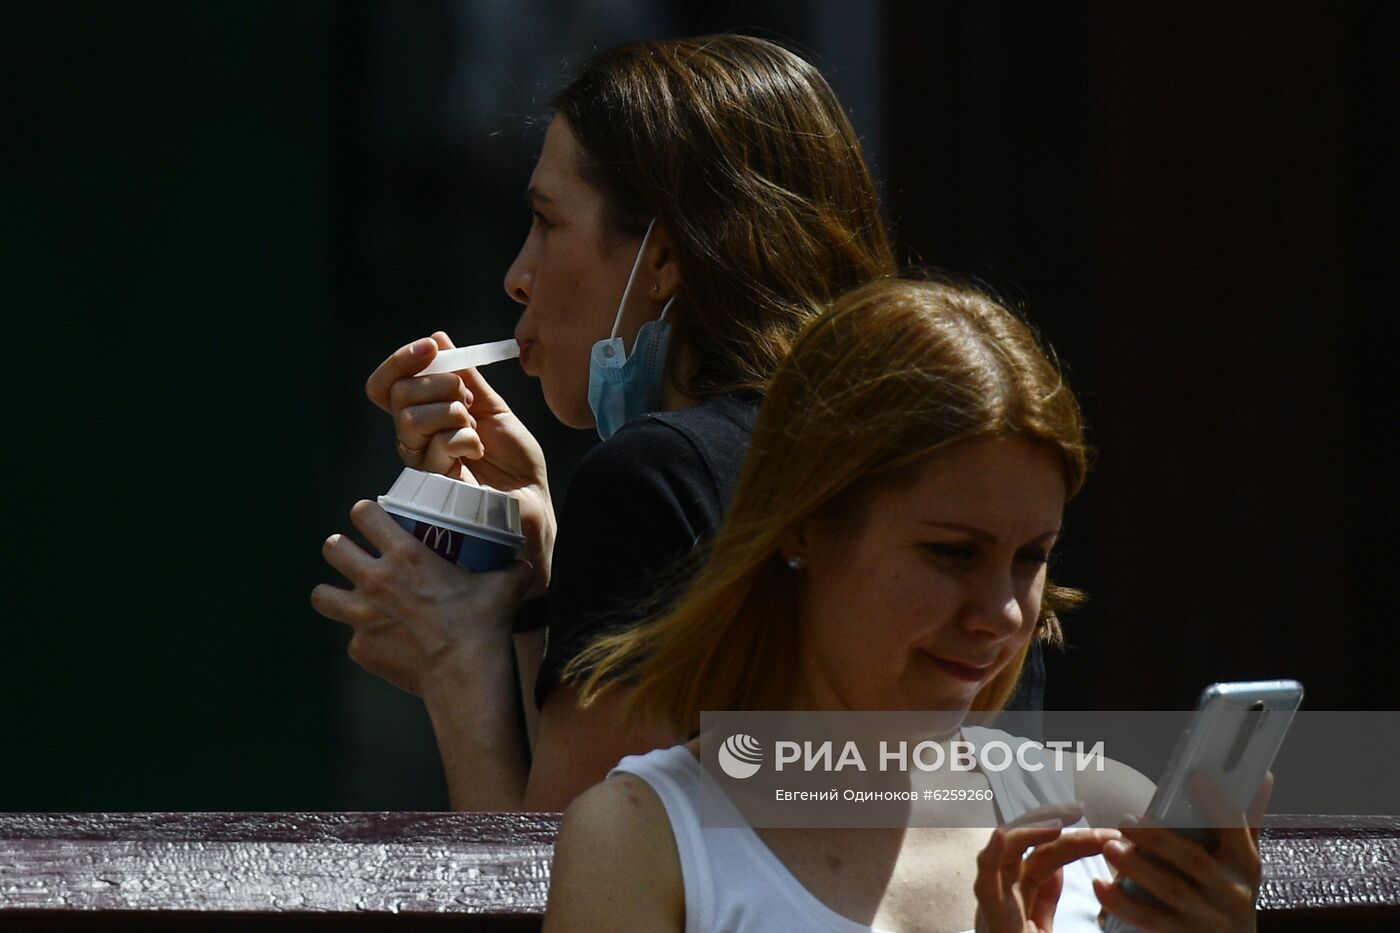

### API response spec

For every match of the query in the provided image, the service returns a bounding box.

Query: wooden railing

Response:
[2,813,1397,930]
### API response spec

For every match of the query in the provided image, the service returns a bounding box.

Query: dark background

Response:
[4,1,1395,810]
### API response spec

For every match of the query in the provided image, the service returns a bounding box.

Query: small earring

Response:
[650,283,660,294]
[786,555,806,571]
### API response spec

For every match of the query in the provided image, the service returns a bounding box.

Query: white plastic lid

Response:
[377,468,524,547]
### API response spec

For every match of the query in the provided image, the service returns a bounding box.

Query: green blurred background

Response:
[6,2,338,808]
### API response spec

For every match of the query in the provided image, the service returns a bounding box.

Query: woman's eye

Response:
[530,209,551,228]
[923,543,975,562]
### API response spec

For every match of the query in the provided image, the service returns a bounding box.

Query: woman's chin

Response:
[540,384,595,431]
[904,684,981,714]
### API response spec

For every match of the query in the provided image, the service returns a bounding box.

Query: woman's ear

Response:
[646,221,682,302]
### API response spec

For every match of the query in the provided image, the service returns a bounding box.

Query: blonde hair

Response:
[569,277,1088,732]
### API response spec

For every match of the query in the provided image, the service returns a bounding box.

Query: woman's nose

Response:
[503,241,534,305]
[963,573,1025,637]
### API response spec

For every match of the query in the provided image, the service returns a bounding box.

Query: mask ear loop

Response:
[608,217,658,345]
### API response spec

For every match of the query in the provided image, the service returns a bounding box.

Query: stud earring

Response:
[786,555,806,571]
[650,283,660,294]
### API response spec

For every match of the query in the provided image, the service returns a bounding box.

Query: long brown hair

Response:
[569,277,1089,732]
[552,34,897,399]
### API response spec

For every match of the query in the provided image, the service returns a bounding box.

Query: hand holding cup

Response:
[312,500,532,698]
[367,332,555,591]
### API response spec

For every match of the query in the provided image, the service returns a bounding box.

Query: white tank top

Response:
[611,726,1112,933]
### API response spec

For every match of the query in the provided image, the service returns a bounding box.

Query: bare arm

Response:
[514,629,546,748]
[524,684,687,811]
[424,663,682,812]
[419,631,531,811]
[542,774,685,933]
[415,630,677,813]
[419,635,674,811]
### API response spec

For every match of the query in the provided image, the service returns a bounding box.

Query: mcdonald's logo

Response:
[413,520,462,562]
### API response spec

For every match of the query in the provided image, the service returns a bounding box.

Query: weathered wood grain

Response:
[1,812,1397,930]
[1257,815,1400,916]
[0,812,553,923]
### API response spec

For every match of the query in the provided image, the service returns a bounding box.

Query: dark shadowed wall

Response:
[886,1,1396,711]
[5,2,338,808]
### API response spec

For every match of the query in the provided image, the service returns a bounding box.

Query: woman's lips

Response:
[926,654,993,683]
[517,339,536,374]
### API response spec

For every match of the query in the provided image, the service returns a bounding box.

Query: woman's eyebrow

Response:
[524,185,554,209]
[921,521,995,542]
[920,521,1061,543]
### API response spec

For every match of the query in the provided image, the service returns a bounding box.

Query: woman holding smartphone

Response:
[545,278,1268,932]
[313,35,903,810]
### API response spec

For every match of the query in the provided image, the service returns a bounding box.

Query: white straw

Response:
[415,338,520,375]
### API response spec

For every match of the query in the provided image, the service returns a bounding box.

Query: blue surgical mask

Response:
[587,218,675,439]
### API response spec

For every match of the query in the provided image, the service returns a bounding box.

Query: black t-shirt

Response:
[516,394,758,707]
[516,393,1047,718]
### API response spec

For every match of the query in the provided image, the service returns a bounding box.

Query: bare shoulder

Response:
[542,773,684,933]
[564,771,676,843]
[1075,755,1156,830]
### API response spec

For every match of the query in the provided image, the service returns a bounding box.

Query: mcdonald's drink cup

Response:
[378,468,525,571]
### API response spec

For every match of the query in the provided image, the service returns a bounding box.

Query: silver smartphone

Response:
[1103,679,1304,933]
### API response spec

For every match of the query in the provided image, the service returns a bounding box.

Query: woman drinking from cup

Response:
[314,35,1049,811]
